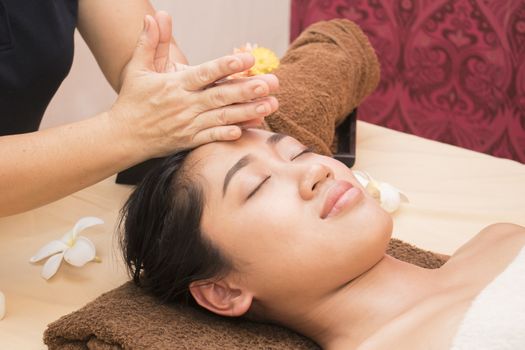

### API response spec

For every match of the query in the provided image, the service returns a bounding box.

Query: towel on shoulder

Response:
[451,246,525,350]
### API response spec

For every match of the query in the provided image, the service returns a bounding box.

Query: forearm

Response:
[0,113,142,217]
[0,16,277,217]
[78,0,187,92]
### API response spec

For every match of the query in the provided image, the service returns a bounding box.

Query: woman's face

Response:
[189,129,392,307]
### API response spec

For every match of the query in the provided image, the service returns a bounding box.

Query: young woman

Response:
[120,128,525,349]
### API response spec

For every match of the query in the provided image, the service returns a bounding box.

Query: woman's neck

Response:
[283,255,443,349]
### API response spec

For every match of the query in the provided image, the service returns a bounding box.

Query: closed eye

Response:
[247,175,271,200]
[291,147,313,161]
[246,147,312,200]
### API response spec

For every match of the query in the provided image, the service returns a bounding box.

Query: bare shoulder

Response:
[476,222,525,240]
[452,223,525,258]
[357,294,472,350]
[358,223,525,350]
[442,222,525,288]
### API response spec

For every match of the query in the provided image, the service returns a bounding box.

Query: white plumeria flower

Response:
[0,290,5,320]
[29,217,103,280]
[353,171,409,213]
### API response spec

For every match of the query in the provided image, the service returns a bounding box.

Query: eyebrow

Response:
[222,133,289,197]
[266,133,287,145]
[222,155,252,196]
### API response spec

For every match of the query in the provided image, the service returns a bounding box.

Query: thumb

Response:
[128,15,160,72]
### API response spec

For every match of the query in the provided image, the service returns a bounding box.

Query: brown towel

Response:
[265,19,380,155]
[44,239,447,349]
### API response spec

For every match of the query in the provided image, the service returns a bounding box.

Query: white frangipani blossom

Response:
[353,171,409,213]
[29,217,103,280]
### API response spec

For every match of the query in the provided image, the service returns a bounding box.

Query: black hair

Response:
[119,150,233,305]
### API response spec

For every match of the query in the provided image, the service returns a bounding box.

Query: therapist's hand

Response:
[110,14,279,158]
[149,11,188,72]
[150,9,279,123]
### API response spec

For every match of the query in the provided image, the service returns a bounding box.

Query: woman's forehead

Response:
[185,129,276,177]
[190,129,276,163]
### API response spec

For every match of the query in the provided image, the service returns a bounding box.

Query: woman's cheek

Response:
[250,199,294,224]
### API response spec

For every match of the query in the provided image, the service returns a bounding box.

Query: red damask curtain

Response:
[291,0,525,163]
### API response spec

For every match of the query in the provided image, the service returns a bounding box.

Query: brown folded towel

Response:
[44,239,447,349]
[265,18,380,155]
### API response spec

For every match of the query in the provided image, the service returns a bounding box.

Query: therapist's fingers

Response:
[194,77,274,111]
[191,125,243,145]
[153,11,173,73]
[193,96,279,131]
[236,95,279,127]
[214,74,280,96]
[180,53,255,90]
[218,74,279,90]
[127,15,160,72]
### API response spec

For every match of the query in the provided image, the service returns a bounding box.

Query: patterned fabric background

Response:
[291,0,525,163]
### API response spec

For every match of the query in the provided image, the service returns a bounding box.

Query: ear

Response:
[189,279,253,317]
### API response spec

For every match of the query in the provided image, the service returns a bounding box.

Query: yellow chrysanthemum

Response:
[229,43,280,78]
[249,47,280,75]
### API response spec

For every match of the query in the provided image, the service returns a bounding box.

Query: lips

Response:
[320,180,361,219]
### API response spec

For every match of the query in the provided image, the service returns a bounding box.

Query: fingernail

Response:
[229,59,241,70]
[237,52,255,61]
[230,128,240,137]
[254,85,265,95]
[256,104,267,113]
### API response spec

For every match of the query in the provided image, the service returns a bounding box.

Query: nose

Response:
[299,163,333,200]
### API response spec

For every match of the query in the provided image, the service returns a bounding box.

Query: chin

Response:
[381,208,394,236]
[357,203,393,259]
[375,206,394,246]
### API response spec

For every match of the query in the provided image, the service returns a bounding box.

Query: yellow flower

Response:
[249,47,280,75]
[230,43,280,78]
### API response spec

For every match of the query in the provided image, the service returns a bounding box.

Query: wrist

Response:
[102,109,151,166]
